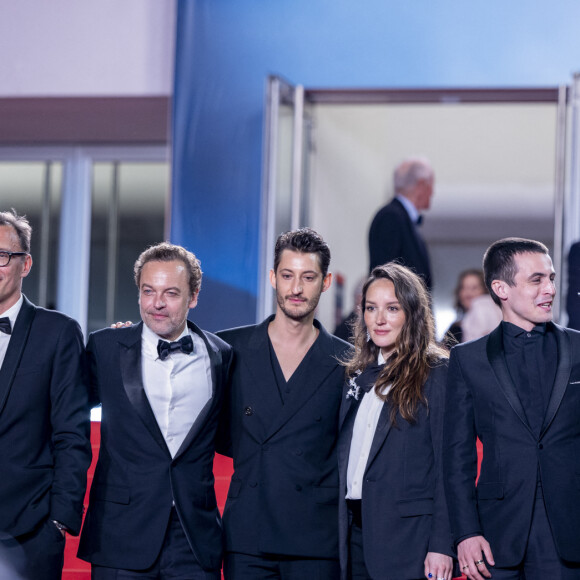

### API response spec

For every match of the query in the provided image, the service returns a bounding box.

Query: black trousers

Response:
[0,519,65,580]
[91,509,220,580]
[488,483,580,580]
[223,552,340,580]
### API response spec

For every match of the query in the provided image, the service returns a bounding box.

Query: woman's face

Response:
[364,278,406,358]
[458,274,485,311]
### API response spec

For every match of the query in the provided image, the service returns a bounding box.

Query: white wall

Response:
[0,0,175,96]
[309,102,558,336]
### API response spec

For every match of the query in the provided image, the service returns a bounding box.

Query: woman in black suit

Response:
[338,263,456,580]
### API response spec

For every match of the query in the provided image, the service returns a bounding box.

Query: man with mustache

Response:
[78,242,232,579]
[443,238,580,579]
[217,228,351,579]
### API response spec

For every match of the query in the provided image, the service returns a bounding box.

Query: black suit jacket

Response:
[368,197,432,289]
[0,296,91,538]
[77,321,232,571]
[337,362,454,579]
[216,317,351,559]
[443,322,580,566]
[567,241,580,330]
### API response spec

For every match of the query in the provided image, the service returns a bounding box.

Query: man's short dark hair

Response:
[273,228,331,277]
[0,209,32,253]
[483,237,550,306]
[134,242,202,296]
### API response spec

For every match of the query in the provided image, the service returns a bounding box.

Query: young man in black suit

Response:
[217,228,351,580]
[368,157,433,289]
[0,209,91,580]
[444,238,580,579]
[78,243,232,579]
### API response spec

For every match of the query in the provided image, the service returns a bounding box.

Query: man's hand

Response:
[458,536,494,580]
[424,551,453,580]
[110,321,133,328]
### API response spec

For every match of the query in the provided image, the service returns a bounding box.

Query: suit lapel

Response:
[240,317,285,442]
[540,324,571,436]
[486,325,534,435]
[364,401,392,474]
[337,390,365,482]
[0,296,35,416]
[174,321,223,459]
[118,322,170,456]
[264,323,339,441]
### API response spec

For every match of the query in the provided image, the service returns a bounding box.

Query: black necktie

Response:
[157,335,194,361]
[416,215,424,226]
[0,317,11,335]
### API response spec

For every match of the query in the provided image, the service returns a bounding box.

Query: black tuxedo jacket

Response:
[0,296,91,538]
[216,317,351,559]
[567,241,580,330]
[443,322,580,566]
[77,321,232,571]
[337,362,454,579]
[368,197,432,289]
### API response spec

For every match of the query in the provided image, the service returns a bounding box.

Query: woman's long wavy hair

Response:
[344,263,448,424]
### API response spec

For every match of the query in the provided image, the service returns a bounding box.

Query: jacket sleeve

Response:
[49,318,92,536]
[426,361,456,557]
[443,349,483,545]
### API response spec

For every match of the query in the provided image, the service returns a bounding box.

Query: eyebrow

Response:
[366,300,400,306]
[527,271,555,280]
[280,269,320,275]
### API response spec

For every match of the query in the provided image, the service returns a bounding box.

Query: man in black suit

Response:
[443,238,580,579]
[0,209,91,580]
[78,242,232,579]
[217,228,351,579]
[566,240,580,330]
[368,157,433,289]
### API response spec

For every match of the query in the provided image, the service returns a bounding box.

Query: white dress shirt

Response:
[346,351,390,500]
[141,323,212,458]
[0,295,23,369]
[396,194,420,224]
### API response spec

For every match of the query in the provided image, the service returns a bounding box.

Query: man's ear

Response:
[269,268,277,290]
[321,272,332,293]
[188,290,199,309]
[491,279,508,302]
[21,254,32,278]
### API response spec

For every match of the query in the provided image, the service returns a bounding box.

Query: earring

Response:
[366,330,371,342]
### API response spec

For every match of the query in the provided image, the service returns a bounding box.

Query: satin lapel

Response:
[364,401,392,474]
[337,392,365,481]
[486,325,533,435]
[119,322,170,456]
[264,324,339,441]
[174,322,223,459]
[541,324,571,436]
[0,296,35,416]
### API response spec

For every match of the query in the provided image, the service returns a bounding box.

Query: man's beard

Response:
[276,290,321,321]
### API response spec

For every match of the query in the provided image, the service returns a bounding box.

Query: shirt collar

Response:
[502,320,547,337]
[0,295,23,326]
[396,194,420,224]
[142,321,190,359]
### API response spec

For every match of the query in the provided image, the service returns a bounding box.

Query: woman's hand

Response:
[424,551,453,580]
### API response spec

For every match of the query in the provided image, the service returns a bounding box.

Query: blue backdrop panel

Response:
[171,0,580,332]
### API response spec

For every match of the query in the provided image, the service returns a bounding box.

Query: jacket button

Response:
[295,449,303,456]
[295,484,302,491]
[249,481,258,488]
[538,443,544,450]
[244,406,253,416]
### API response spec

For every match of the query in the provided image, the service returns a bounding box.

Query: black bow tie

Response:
[0,317,11,335]
[358,364,385,393]
[157,335,194,361]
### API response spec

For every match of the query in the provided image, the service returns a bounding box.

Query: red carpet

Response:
[63,423,480,578]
